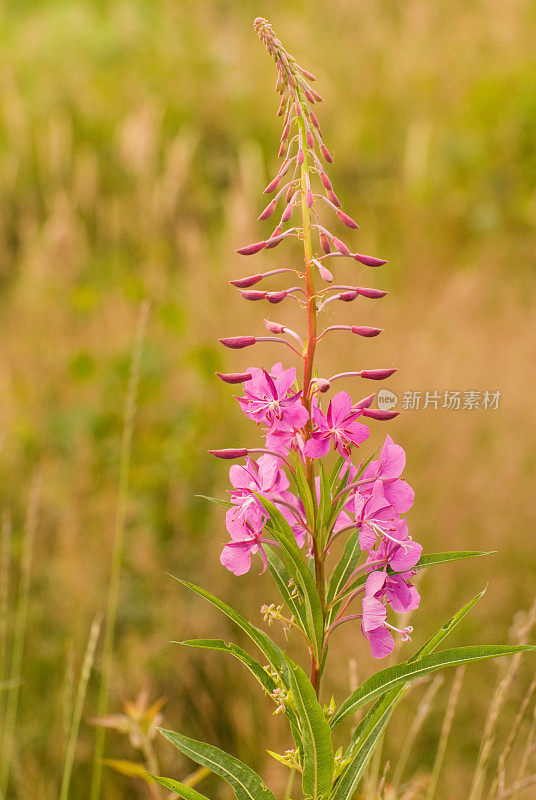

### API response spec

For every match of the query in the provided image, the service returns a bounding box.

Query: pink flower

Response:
[361,571,415,658]
[304,391,369,460]
[238,363,309,433]
[353,481,399,553]
[222,503,268,576]
[360,435,414,512]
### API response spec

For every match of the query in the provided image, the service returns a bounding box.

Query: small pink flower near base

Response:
[304,391,369,460]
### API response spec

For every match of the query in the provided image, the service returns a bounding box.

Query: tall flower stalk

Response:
[153,19,534,800]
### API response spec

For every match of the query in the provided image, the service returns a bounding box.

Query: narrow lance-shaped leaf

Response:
[159,729,277,800]
[176,639,277,695]
[285,658,334,800]
[150,775,212,800]
[331,644,536,728]
[254,493,324,659]
[265,547,309,635]
[171,577,288,685]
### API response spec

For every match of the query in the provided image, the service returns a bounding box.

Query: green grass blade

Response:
[159,729,277,800]
[150,774,212,800]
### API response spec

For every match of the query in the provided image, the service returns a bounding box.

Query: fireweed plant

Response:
[154,19,534,800]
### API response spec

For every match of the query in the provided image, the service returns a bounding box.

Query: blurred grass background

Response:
[0,0,535,797]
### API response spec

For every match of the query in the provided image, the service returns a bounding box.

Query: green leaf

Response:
[172,578,287,684]
[290,459,316,526]
[410,588,486,662]
[331,645,536,727]
[317,463,331,546]
[409,550,494,572]
[265,547,309,634]
[331,689,403,800]
[159,729,276,800]
[150,774,212,800]
[326,531,361,618]
[255,494,323,659]
[285,658,334,800]
[176,639,278,695]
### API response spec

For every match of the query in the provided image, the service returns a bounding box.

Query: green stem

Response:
[297,96,326,698]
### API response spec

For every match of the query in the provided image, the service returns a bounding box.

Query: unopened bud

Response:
[321,144,333,163]
[208,448,248,459]
[270,225,282,238]
[240,290,266,301]
[219,336,256,349]
[230,274,262,288]
[320,171,333,191]
[216,372,252,384]
[340,291,358,301]
[264,319,285,334]
[328,190,341,207]
[264,175,282,194]
[295,101,302,116]
[332,237,351,256]
[337,210,359,229]
[315,378,331,393]
[351,326,382,337]
[320,233,331,254]
[306,130,315,148]
[360,369,397,380]
[354,253,388,267]
[266,291,287,304]
[265,233,286,249]
[354,394,375,409]
[300,67,316,81]
[356,286,388,299]
[281,122,290,141]
[282,203,294,222]
[297,148,304,166]
[306,189,314,208]
[311,89,323,102]
[362,408,400,420]
[304,89,315,103]
[277,141,286,158]
[258,198,278,221]
[319,264,333,282]
[236,241,266,256]
[310,111,321,130]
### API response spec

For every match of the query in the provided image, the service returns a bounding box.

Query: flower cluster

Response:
[211,18,423,660]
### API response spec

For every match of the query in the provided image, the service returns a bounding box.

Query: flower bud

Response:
[270,225,282,238]
[340,291,358,301]
[239,290,266,301]
[306,130,315,148]
[281,202,294,222]
[356,286,389,299]
[265,232,286,249]
[354,253,388,267]
[277,141,286,158]
[337,210,359,229]
[310,89,323,102]
[309,111,321,130]
[266,291,287,304]
[360,369,397,380]
[304,89,315,103]
[219,337,256,349]
[230,274,262,288]
[319,264,333,282]
[208,448,248,459]
[264,319,285,334]
[328,190,341,207]
[258,198,278,221]
[216,372,253,384]
[299,67,316,81]
[236,241,266,256]
[315,378,331,393]
[306,189,314,208]
[362,408,400,420]
[320,233,331,253]
[351,326,382,337]
[320,171,333,191]
[332,236,351,256]
[281,122,290,141]
[354,394,375,409]
[321,144,333,163]
[297,148,304,166]
[264,175,282,194]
